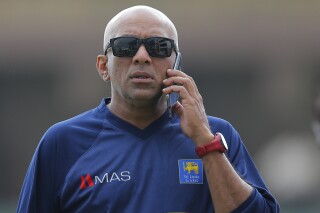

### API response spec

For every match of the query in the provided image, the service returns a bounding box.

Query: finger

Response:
[163,85,204,114]
[163,77,197,98]
[172,101,183,117]
[162,85,192,100]
[163,76,201,100]
[166,69,188,77]
[166,69,200,94]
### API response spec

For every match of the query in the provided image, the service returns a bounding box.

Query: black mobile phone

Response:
[166,52,182,118]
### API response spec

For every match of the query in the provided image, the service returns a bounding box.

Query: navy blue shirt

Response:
[17,98,279,213]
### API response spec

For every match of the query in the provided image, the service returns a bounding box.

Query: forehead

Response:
[109,11,176,39]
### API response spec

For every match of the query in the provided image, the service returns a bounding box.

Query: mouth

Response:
[130,71,153,80]
[133,76,150,79]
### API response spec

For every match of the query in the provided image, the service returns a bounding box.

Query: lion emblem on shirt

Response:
[184,162,199,174]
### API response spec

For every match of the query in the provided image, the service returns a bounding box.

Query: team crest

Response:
[178,159,203,184]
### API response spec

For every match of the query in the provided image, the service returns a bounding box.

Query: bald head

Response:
[103,5,178,52]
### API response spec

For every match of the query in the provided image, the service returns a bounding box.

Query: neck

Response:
[108,95,167,129]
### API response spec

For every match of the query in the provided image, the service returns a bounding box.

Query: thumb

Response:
[173,101,184,117]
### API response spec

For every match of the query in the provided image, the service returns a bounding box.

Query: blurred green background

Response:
[1,0,320,212]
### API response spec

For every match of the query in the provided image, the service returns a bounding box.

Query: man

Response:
[17,5,279,213]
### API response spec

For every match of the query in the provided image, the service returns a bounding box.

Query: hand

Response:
[162,69,214,145]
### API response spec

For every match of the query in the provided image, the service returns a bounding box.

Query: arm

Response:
[200,138,253,212]
[17,130,59,213]
[163,69,279,213]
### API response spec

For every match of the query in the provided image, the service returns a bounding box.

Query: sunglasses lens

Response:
[112,37,139,57]
[110,37,174,57]
[146,38,173,57]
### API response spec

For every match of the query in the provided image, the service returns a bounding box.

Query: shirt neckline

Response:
[97,98,173,140]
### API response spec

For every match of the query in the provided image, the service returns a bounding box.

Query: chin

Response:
[130,91,163,103]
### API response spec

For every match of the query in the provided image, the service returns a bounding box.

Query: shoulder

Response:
[207,116,244,157]
[35,106,106,165]
[18,102,108,211]
[207,116,237,136]
[35,106,106,183]
[44,107,104,141]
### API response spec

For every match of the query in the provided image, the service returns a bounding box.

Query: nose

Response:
[132,45,152,65]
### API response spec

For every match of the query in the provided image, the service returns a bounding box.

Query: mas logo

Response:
[79,171,131,190]
[178,159,203,184]
[80,174,94,189]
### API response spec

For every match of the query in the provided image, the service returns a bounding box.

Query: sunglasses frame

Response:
[105,36,177,58]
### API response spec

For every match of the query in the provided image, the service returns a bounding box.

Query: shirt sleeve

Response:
[211,117,280,213]
[17,128,60,213]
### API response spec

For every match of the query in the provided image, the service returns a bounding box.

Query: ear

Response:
[96,55,110,81]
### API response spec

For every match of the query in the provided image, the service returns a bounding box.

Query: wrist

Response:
[193,128,215,146]
[195,132,228,158]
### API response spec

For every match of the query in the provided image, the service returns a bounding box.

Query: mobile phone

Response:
[166,52,182,118]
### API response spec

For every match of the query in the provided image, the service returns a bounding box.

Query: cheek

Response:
[154,59,175,78]
[107,58,126,80]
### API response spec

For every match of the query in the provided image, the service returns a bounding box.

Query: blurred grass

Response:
[282,206,320,213]
[0,200,16,213]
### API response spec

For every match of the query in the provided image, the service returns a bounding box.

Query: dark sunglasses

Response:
[105,36,177,58]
